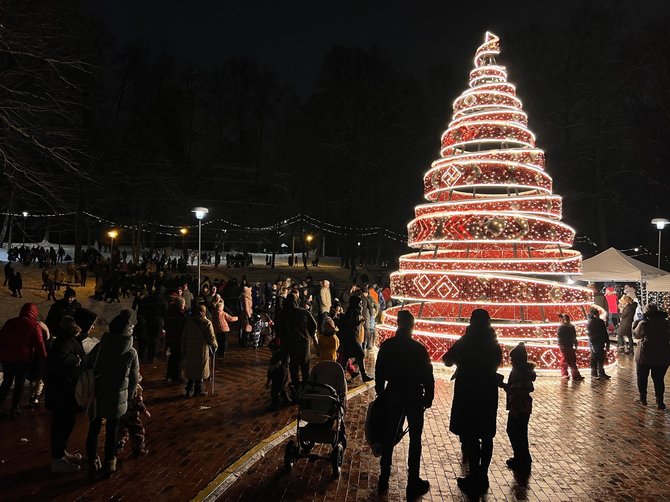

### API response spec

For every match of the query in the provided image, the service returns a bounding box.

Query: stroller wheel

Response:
[331,443,343,478]
[299,440,314,454]
[284,440,297,469]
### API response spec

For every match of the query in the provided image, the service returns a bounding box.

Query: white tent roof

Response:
[646,274,670,292]
[579,247,666,282]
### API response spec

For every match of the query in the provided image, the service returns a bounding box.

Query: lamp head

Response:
[180,227,188,236]
[192,207,209,220]
[652,218,669,230]
[22,211,28,217]
[306,235,313,242]
[107,230,118,239]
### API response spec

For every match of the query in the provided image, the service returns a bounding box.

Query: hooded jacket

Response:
[633,311,670,367]
[0,303,46,363]
[45,321,86,413]
[505,343,537,416]
[87,331,139,419]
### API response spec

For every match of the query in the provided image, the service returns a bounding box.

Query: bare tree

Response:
[0,0,92,246]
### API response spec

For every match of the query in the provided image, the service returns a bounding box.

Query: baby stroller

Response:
[284,361,347,478]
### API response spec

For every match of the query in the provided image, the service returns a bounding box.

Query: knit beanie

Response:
[64,287,77,299]
[510,342,528,365]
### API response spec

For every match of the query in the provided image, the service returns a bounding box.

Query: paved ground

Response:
[223,355,670,502]
[3,261,670,501]
[3,342,670,501]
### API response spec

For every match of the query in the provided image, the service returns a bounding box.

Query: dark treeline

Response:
[0,1,669,262]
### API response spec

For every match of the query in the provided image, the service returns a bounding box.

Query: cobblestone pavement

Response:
[223,355,670,502]
[3,336,670,501]
[0,336,333,501]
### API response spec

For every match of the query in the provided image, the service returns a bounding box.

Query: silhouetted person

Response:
[633,303,670,409]
[274,294,317,397]
[586,307,611,379]
[443,309,502,496]
[375,310,433,499]
[500,342,536,474]
[557,314,584,380]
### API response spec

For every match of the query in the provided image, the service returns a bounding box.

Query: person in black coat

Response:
[45,288,81,338]
[3,261,13,286]
[442,309,502,495]
[375,310,433,498]
[274,294,317,393]
[337,296,374,382]
[586,308,611,379]
[46,316,86,473]
[557,314,585,380]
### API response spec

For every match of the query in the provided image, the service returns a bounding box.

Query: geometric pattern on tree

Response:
[376,32,617,371]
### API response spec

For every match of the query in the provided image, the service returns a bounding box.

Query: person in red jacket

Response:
[0,303,47,417]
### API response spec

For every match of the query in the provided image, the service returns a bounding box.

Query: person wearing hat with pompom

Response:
[84,309,139,479]
[443,308,502,496]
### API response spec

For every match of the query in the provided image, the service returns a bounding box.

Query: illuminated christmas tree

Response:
[376,32,616,371]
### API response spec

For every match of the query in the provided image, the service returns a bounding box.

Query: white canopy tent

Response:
[579,247,666,282]
[646,274,670,292]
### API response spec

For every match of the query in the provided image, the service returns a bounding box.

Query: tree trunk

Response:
[74,184,84,262]
[0,188,17,248]
[42,217,51,243]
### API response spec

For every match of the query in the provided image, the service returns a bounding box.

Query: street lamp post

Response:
[652,218,669,269]
[192,207,209,294]
[306,234,313,268]
[180,227,188,260]
[107,230,118,263]
[22,211,28,245]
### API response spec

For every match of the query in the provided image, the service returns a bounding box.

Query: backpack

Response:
[74,344,102,410]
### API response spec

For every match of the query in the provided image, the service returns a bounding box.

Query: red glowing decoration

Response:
[376,32,616,371]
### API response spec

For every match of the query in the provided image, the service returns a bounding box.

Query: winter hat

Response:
[64,287,77,299]
[74,308,97,333]
[60,315,82,337]
[109,309,133,334]
[348,296,362,308]
[510,342,527,365]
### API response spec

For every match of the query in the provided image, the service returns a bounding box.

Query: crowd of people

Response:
[2,250,670,498]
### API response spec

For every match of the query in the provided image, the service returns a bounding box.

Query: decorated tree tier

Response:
[376,32,617,371]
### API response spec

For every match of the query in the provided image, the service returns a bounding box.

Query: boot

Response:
[103,457,117,476]
[87,456,101,481]
[658,399,666,410]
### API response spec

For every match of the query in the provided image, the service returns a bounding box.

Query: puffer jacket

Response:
[634,311,670,367]
[86,332,139,419]
[0,303,46,363]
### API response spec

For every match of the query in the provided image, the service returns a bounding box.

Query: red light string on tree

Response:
[376,32,616,372]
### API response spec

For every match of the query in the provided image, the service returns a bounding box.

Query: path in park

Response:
[3,341,670,501]
[2,262,670,501]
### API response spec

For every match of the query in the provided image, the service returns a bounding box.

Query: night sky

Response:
[85,0,670,257]
[91,0,666,94]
